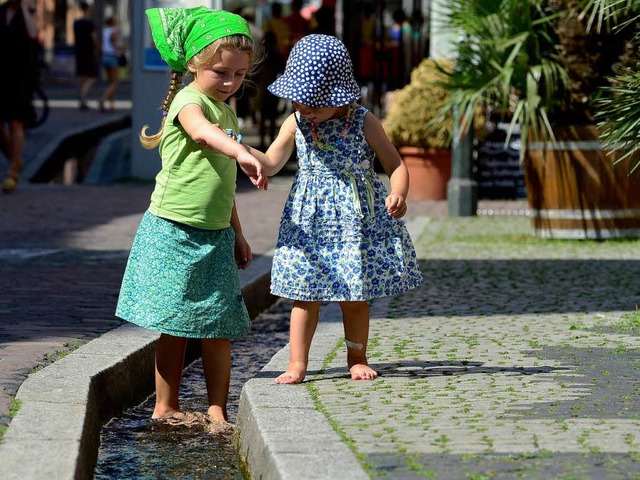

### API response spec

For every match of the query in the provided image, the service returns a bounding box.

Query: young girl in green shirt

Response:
[116,7,266,433]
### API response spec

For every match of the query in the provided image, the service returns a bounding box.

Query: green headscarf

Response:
[146,7,253,72]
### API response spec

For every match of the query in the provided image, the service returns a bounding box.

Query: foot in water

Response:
[151,411,234,434]
[207,417,235,435]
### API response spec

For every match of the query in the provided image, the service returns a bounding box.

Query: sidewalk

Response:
[2,79,638,480]
[238,215,640,479]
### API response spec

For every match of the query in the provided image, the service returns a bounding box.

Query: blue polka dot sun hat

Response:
[268,34,361,108]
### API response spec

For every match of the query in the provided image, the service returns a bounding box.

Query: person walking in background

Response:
[311,4,336,36]
[115,6,265,433]
[73,1,98,111]
[282,0,310,56]
[240,6,262,47]
[388,8,412,90]
[262,2,289,59]
[99,15,122,113]
[255,31,285,150]
[0,0,39,193]
[253,35,423,384]
[357,4,376,86]
[232,6,261,128]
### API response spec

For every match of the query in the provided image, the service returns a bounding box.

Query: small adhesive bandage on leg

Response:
[345,338,363,350]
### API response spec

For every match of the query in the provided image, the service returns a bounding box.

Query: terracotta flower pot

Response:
[400,146,452,201]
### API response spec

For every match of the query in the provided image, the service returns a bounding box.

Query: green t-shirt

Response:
[149,86,238,230]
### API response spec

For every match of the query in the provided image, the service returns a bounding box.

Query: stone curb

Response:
[23,114,131,183]
[0,252,275,480]
[237,306,369,480]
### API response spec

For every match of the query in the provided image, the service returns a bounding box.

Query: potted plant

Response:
[382,57,455,201]
[594,0,640,173]
[439,0,640,239]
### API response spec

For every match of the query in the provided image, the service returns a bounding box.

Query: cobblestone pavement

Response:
[307,216,640,479]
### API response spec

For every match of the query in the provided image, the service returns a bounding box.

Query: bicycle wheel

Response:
[26,86,49,129]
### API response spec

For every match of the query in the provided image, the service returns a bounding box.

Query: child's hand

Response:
[234,234,253,270]
[237,150,268,190]
[385,193,407,218]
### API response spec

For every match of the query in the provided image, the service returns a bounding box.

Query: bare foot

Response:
[162,412,210,428]
[350,363,378,380]
[207,417,235,435]
[205,406,234,434]
[274,361,307,384]
[151,408,180,420]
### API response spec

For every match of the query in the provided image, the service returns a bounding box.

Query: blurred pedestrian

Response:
[282,0,310,56]
[254,31,285,150]
[358,4,376,83]
[240,6,262,46]
[232,6,261,127]
[311,5,336,36]
[99,15,123,113]
[0,0,39,193]
[262,2,289,59]
[73,1,98,111]
[388,8,412,90]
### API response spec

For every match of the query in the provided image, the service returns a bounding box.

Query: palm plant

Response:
[438,0,638,152]
[586,0,640,171]
[437,0,640,240]
[437,0,569,151]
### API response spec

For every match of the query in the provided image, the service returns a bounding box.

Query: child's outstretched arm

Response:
[364,112,409,218]
[250,114,297,177]
[178,104,267,189]
[230,201,252,270]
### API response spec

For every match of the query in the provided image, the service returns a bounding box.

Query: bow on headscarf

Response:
[146,6,253,72]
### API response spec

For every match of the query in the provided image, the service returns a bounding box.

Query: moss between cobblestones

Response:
[0,399,22,444]
[309,216,640,478]
[29,340,87,374]
[305,339,371,467]
[1,341,88,443]
[611,311,640,335]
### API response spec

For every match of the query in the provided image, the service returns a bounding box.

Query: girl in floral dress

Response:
[256,34,423,384]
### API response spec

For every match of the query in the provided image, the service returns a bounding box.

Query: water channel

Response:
[94,299,293,479]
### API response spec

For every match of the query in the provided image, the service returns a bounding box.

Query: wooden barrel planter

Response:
[524,125,640,239]
[400,146,451,201]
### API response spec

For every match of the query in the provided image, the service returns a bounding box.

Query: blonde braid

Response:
[139,71,185,150]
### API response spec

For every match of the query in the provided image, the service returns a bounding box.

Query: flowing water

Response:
[94,299,292,479]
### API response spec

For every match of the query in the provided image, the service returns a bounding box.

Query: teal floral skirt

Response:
[116,211,250,339]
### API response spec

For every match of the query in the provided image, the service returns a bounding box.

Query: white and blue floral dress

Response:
[271,105,423,301]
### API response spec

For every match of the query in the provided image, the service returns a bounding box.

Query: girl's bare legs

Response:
[153,333,188,419]
[78,76,96,109]
[201,338,231,421]
[99,66,119,112]
[6,121,24,174]
[1,120,26,191]
[275,300,321,384]
[340,301,377,380]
